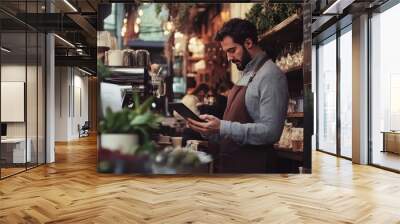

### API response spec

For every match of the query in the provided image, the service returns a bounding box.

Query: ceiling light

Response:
[138,9,144,17]
[54,34,75,48]
[136,18,141,25]
[134,24,140,34]
[1,47,11,53]
[63,0,78,12]
[121,25,127,36]
[166,21,174,31]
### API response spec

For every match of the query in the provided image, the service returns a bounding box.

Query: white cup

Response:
[186,140,200,151]
[107,50,123,66]
[171,137,183,148]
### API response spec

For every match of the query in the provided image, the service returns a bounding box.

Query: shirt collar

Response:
[243,51,267,75]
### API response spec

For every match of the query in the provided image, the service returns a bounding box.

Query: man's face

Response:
[220,36,252,71]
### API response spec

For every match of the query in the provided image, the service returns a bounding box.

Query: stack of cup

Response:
[122,49,137,67]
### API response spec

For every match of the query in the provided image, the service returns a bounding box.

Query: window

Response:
[339,26,352,158]
[370,2,400,171]
[0,1,47,179]
[317,35,337,154]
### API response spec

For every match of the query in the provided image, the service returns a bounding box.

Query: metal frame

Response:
[316,44,319,152]
[367,11,373,166]
[336,28,341,158]
[0,0,47,180]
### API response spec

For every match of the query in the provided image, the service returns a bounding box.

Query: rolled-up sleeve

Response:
[220,74,288,145]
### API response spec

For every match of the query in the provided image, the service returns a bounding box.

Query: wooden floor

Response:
[1,136,400,223]
[372,151,400,171]
[1,167,26,178]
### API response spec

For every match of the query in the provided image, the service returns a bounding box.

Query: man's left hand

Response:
[188,114,220,135]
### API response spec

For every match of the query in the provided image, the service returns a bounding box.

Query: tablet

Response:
[169,103,206,122]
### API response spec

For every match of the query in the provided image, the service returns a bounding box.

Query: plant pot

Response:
[99,134,156,174]
[98,149,153,174]
[100,133,139,155]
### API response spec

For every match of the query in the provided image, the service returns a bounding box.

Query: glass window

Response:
[339,26,352,158]
[1,3,28,177]
[370,3,400,171]
[0,1,46,179]
[317,35,337,154]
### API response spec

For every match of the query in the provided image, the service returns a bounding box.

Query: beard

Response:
[232,47,252,71]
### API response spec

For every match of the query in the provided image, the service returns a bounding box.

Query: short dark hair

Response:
[215,18,258,45]
[193,83,209,95]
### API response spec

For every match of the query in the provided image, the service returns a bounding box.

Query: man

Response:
[188,18,289,173]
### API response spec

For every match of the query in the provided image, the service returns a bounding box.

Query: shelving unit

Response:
[274,146,303,162]
[99,65,151,111]
[287,112,304,118]
[258,13,304,170]
[285,65,303,74]
[188,56,205,62]
[184,42,230,90]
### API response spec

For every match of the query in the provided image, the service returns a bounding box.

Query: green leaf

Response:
[97,60,111,78]
[133,93,140,111]
[137,96,154,114]
[131,111,152,126]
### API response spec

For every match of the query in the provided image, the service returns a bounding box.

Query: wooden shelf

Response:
[258,13,303,60]
[187,68,208,74]
[274,146,303,162]
[287,112,304,118]
[188,56,205,62]
[102,66,147,85]
[285,65,302,74]
[259,13,302,45]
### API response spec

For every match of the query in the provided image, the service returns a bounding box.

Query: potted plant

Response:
[98,94,164,173]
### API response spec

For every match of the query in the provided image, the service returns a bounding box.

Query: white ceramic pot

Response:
[101,134,139,155]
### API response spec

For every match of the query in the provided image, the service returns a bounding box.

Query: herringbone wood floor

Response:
[1,135,400,224]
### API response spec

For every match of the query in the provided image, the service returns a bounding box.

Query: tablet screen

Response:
[169,103,206,122]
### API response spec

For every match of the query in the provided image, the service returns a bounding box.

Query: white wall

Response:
[1,65,26,139]
[352,14,369,164]
[1,65,39,137]
[1,64,46,164]
[55,66,69,141]
[46,33,55,163]
[55,67,89,141]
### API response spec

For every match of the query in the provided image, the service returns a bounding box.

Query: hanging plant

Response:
[245,1,302,35]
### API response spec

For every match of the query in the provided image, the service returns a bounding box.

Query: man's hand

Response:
[188,114,220,135]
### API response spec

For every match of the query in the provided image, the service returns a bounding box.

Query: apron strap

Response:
[248,54,270,85]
